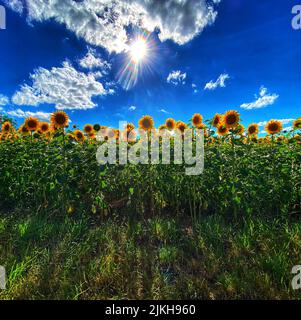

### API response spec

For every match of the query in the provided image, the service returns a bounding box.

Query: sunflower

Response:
[39,122,50,134]
[247,124,259,136]
[293,118,301,130]
[114,129,120,140]
[158,124,167,131]
[192,113,203,128]
[223,110,240,129]
[294,134,301,143]
[165,118,176,131]
[217,124,229,136]
[51,111,69,128]
[197,123,206,130]
[176,121,187,133]
[89,132,96,140]
[212,113,222,128]
[83,124,93,135]
[1,121,12,132]
[93,124,101,132]
[50,123,58,132]
[25,117,39,131]
[67,133,75,141]
[235,124,245,135]
[72,124,77,129]
[265,120,282,135]
[74,130,86,142]
[18,124,29,135]
[125,123,135,132]
[139,115,154,131]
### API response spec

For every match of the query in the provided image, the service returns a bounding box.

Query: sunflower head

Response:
[158,124,167,131]
[293,118,301,130]
[176,121,188,133]
[89,132,96,140]
[25,117,39,131]
[165,118,176,131]
[51,111,69,128]
[223,110,240,129]
[67,133,75,141]
[84,124,94,134]
[39,122,50,134]
[93,124,101,132]
[192,113,203,127]
[265,120,282,135]
[139,115,154,131]
[212,113,222,128]
[217,124,229,136]
[247,124,259,136]
[74,130,86,142]
[125,123,135,132]
[197,123,206,130]
[234,124,245,135]
[1,121,12,132]
[18,124,29,135]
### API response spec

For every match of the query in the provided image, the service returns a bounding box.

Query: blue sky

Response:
[0,0,300,133]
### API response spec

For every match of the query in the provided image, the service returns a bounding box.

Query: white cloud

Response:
[4,0,23,14]
[204,73,229,90]
[257,118,294,127]
[129,106,136,111]
[5,0,220,53]
[0,94,9,106]
[283,126,293,132]
[6,108,52,121]
[240,86,279,110]
[79,49,111,72]
[167,70,187,85]
[159,108,171,114]
[192,83,198,93]
[12,61,111,110]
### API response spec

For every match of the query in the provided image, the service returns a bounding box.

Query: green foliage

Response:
[0,131,300,299]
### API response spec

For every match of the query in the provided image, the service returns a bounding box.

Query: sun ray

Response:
[117,30,156,91]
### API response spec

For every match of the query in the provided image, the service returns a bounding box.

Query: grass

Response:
[1,210,301,300]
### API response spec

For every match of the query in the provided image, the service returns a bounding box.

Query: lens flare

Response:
[117,31,156,91]
[130,38,147,63]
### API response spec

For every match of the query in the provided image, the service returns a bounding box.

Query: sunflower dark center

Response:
[55,114,67,125]
[28,120,37,128]
[249,126,256,134]
[268,123,279,131]
[214,118,220,125]
[142,119,151,128]
[226,114,237,125]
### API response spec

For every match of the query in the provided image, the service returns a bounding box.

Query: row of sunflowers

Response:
[1,110,301,143]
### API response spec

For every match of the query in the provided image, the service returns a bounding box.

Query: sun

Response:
[130,38,147,63]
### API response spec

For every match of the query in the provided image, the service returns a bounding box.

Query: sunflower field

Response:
[0,111,301,299]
